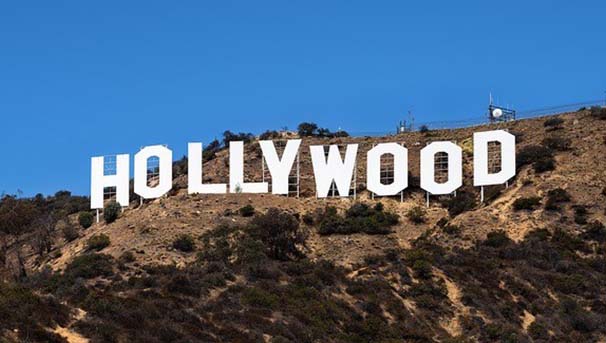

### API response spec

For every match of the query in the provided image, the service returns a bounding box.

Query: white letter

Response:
[188,142,227,194]
[90,154,129,209]
[367,143,408,196]
[229,141,269,193]
[473,130,516,186]
[310,144,358,198]
[134,145,173,199]
[260,139,301,194]
[420,142,462,195]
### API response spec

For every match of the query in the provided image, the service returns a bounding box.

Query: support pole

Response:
[96,209,100,223]
[480,186,485,203]
[353,163,357,200]
[426,192,430,207]
[296,150,300,198]
[261,156,265,183]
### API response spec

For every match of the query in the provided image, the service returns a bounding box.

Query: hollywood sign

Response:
[90,130,515,209]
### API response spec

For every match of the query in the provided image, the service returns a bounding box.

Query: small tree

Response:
[86,234,111,251]
[173,234,196,252]
[248,208,307,260]
[297,122,318,137]
[406,206,427,224]
[239,204,255,217]
[104,201,121,224]
[78,211,94,229]
[419,125,429,133]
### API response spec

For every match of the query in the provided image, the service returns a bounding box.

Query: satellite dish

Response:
[492,108,503,118]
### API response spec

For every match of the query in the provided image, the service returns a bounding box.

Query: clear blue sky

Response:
[1,1,605,197]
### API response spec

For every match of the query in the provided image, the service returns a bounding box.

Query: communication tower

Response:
[488,94,516,123]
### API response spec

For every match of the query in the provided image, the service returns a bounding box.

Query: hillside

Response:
[1,107,605,342]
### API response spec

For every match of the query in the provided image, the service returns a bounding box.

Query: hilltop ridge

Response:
[1,108,605,342]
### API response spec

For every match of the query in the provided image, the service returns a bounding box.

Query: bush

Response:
[443,225,461,235]
[62,225,80,242]
[517,145,553,168]
[406,206,427,224]
[573,206,588,225]
[103,201,121,224]
[318,203,399,235]
[485,230,511,248]
[259,130,280,140]
[590,106,606,120]
[118,251,136,264]
[582,221,606,242]
[542,135,571,151]
[545,188,571,210]
[297,122,318,137]
[543,117,564,128]
[86,234,110,251]
[65,253,114,279]
[78,211,94,229]
[412,260,433,279]
[444,191,477,217]
[512,197,541,211]
[419,125,429,133]
[172,234,196,252]
[533,156,555,173]
[302,212,314,225]
[239,204,255,217]
[248,208,307,260]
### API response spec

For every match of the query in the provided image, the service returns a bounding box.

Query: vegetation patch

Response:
[86,233,111,251]
[512,196,541,211]
[545,188,571,211]
[78,211,94,228]
[318,203,399,235]
[172,234,196,252]
[104,201,121,223]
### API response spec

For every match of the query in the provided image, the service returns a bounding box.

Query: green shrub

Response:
[484,230,511,247]
[65,253,114,279]
[443,191,477,217]
[62,225,80,242]
[86,234,110,251]
[78,211,94,229]
[543,117,564,128]
[533,156,555,173]
[239,204,255,217]
[573,206,588,225]
[419,125,429,133]
[118,251,136,264]
[318,203,398,235]
[103,201,121,224]
[412,260,433,279]
[302,212,315,225]
[248,208,307,260]
[172,234,196,252]
[242,287,279,308]
[542,135,571,151]
[406,206,427,224]
[545,188,571,210]
[517,145,553,168]
[443,224,461,235]
[582,221,606,242]
[512,197,541,211]
[297,122,318,137]
[259,130,280,140]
